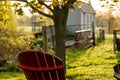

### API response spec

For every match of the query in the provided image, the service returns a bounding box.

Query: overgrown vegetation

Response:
[30,37,43,49]
[0,3,30,62]
[0,34,118,80]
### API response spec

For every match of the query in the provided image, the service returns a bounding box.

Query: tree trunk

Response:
[53,7,68,72]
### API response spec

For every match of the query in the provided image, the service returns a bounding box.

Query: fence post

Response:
[42,26,48,52]
[108,20,111,34]
[49,25,55,49]
[113,30,116,53]
[92,22,95,45]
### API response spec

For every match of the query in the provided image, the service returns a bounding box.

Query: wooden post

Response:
[99,28,105,42]
[113,30,117,53]
[92,22,95,45]
[108,20,111,34]
[49,25,55,49]
[101,20,105,42]
[32,22,35,32]
[42,26,48,52]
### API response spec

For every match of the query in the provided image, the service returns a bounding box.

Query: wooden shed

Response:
[66,2,96,34]
[66,2,96,48]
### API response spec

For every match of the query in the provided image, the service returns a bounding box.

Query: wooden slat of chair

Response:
[45,53,65,80]
[45,53,58,80]
[18,51,46,80]
[41,52,58,80]
[18,50,65,80]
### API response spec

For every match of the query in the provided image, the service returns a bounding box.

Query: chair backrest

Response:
[18,50,65,80]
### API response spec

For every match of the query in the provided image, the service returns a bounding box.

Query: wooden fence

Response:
[74,29,95,49]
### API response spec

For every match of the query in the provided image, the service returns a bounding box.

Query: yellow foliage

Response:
[68,5,75,12]
[75,1,82,8]
[52,0,58,6]
[3,15,9,20]
[36,3,41,8]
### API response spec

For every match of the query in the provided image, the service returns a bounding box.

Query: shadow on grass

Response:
[116,53,120,62]
[66,45,96,69]
[66,34,117,80]
[85,46,96,58]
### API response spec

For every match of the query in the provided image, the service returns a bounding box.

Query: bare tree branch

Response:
[31,5,53,18]
[38,0,54,13]
[11,0,53,19]
[67,0,77,4]
[26,1,53,18]
[10,0,26,2]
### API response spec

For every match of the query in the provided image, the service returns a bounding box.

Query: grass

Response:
[66,34,117,80]
[0,72,25,80]
[0,34,118,80]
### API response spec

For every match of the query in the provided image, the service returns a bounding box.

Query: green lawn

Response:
[66,34,117,80]
[0,72,25,80]
[0,34,118,80]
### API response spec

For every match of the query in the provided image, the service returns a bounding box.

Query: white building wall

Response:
[66,5,81,34]
[80,10,84,29]
[66,4,96,34]
[67,5,81,26]
[82,13,95,30]
[81,12,87,30]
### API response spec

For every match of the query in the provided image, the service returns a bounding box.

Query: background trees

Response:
[95,0,120,33]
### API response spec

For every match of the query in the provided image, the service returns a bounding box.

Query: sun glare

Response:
[10,0,120,17]
[92,0,110,12]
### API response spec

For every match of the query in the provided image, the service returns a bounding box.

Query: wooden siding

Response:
[67,4,81,26]
[66,3,96,34]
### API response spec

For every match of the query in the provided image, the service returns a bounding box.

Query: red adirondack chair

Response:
[17,50,65,80]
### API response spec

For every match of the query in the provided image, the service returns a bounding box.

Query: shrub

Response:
[6,64,21,72]
[0,3,30,61]
[30,37,43,49]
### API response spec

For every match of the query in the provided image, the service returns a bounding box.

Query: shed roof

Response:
[80,2,96,14]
